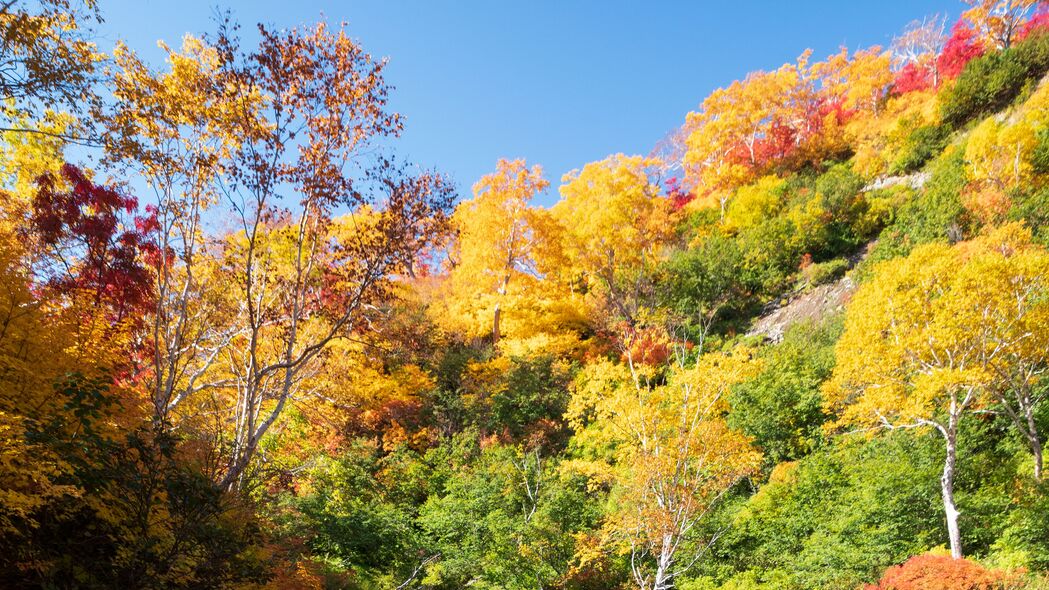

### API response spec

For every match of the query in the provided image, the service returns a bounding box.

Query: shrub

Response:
[940,31,1049,129]
[1031,128,1049,175]
[1008,187,1049,244]
[865,554,1017,590]
[801,257,848,286]
[891,125,949,174]
[940,50,1029,128]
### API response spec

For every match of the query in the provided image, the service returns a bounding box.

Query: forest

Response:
[2,0,1049,588]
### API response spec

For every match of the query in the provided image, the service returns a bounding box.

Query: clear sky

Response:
[95,0,963,206]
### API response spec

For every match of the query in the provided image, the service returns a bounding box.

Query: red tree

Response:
[893,62,934,94]
[937,21,985,80]
[31,163,157,323]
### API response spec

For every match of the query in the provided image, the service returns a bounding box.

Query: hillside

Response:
[2,1,1049,589]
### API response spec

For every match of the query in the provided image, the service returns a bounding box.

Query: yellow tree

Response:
[117,21,456,491]
[567,350,761,590]
[815,46,894,116]
[104,36,245,425]
[683,55,814,208]
[963,0,1041,50]
[825,224,1049,558]
[550,154,673,330]
[450,158,548,343]
[965,81,1049,199]
[0,0,103,139]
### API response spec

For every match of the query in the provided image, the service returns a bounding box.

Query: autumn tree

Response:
[200,21,453,491]
[568,350,761,590]
[816,46,894,117]
[892,16,949,92]
[683,54,817,206]
[938,21,987,80]
[963,0,1042,50]
[550,154,673,335]
[29,164,156,326]
[0,0,103,142]
[103,35,245,425]
[449,158,549,343]
[825,224,1049,558]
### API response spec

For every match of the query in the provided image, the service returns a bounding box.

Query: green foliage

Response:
[275,443,425,587]
[488,356,572,446]
[418,442,600,589]
[1031,128,1049,176]
[862,147,969,274]
[800,257,849,286]
[890,124,949,174]
[941,31,1049,129]
[699,431,947,590]
[661,232,758,335]
[728,319,840,470]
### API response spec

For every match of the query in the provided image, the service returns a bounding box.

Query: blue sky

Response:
[95,0,962,206]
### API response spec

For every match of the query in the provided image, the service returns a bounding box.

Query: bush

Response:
[940,50,1029,128]
[1031,128,1049,175]
[865,554,1017,590]
[862,147,969,273]
[801,257,849,286]
[728,319,838,468]
[1009,188,1049,244]
[891,125,949,174]
[940,31,1049,129]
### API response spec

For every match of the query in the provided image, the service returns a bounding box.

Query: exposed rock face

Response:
[862,171,930,192]
[746,275,856,343]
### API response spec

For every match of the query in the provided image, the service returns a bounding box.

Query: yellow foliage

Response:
[826,223,1049,430]
[816,46,894,116]
[551,154,673,298]
[723,175,785,233]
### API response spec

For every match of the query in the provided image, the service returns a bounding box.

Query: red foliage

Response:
[798,252,813,270]
[743,95,851,175]
[621,325,673,367]
[752,121,800,167]
[31,164,157,323]
[865,554,1017,590]
[937,21,985,80]
[1018,5,1049,42]
[894,62,935,94]
[818,94,853,126]
[665,177,695,211]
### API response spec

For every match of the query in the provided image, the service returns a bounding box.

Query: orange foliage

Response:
[962,181,1013,225]
[865,554,1019,590]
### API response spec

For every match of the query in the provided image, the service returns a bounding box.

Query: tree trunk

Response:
[492,301,501,343]
[652,534,674,590]
[941,426,963,558]
[1027,407,1043,481]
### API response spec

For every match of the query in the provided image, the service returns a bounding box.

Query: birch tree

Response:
[825,223,1049,559]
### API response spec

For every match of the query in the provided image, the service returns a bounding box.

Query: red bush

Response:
[865,554,1018,590]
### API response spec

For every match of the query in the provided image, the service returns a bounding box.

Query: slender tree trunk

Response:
[652,534,674,590]
[1028,406,1043,481]
[492,302,501,343]
[941,422,963,558]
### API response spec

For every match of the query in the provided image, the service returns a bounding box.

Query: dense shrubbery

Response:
[890,124,949,174]
[729,320,838,468]
[940,30,1049,129]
